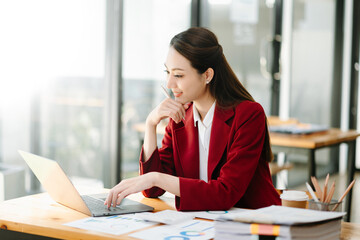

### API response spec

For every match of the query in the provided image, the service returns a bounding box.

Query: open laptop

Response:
[19,150,154,217]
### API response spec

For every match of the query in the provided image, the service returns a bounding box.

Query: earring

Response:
[206,81,210,84]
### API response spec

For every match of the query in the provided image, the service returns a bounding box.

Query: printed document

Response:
[64,213,156,235]
[130,219,214,240]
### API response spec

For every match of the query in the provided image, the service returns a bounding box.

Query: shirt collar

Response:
[193,101,216,127]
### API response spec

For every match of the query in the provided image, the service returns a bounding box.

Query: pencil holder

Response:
[308,199,343,212]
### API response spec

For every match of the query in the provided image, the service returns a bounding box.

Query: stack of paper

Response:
[214,206,346,240]
[269,124,329,134]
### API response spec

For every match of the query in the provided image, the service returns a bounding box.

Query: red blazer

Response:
[139,100,281,211]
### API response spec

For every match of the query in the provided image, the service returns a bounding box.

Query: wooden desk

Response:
[0,192,359,240]
[270,128,360,222]
[0,191,175,240]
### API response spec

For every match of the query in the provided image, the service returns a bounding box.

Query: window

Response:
[121,0,191,178]
[0,0,107,191]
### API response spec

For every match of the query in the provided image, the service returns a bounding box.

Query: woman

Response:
[105,27,281,210]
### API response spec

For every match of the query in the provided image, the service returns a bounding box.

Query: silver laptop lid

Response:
[19,150,92,216]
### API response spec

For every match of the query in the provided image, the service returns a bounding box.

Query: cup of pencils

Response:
[306,174,356,212]
[308,199,342,212]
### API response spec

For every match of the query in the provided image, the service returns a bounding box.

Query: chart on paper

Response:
[129,219,214,240]
[64,214,156,235]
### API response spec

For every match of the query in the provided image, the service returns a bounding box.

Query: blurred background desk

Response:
[269,127,359,222]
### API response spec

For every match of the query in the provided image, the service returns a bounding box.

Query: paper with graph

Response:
[64,213,156,235]
[129,219,214,240]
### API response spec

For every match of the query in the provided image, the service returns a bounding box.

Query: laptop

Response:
[19,150,154,217]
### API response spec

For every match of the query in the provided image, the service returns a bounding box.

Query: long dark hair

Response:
[170,27,273,162]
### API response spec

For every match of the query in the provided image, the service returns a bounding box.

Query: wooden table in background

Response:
[270,128,360,222]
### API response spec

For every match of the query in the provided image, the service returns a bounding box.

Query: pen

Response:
[161,85,171,98]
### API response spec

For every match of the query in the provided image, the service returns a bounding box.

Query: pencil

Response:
[321,173,330,202]
[306,182,321,210]
[311,176,323,201]
[332,179,356,211]
[325,181,335,204]
[306,182,319,202]
[161,85,185,121]
[161,85,171,98]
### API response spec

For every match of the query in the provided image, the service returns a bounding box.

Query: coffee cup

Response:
[280,190,309,208]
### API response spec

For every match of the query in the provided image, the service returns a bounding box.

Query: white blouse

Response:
[193,101,216,182]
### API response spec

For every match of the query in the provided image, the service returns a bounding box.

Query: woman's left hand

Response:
[104,172,158,208]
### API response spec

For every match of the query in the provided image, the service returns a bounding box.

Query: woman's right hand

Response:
[146,98,189,126]
[143,98,190,161]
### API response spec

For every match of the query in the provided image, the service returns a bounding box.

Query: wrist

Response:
[145,116,157,128]
[151,172,161,187]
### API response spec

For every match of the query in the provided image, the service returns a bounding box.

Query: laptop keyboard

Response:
[81,195,112,211]
[81,194,154,216]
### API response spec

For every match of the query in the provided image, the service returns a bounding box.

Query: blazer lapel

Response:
[174,104,199,179]
[208,106,234,179]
